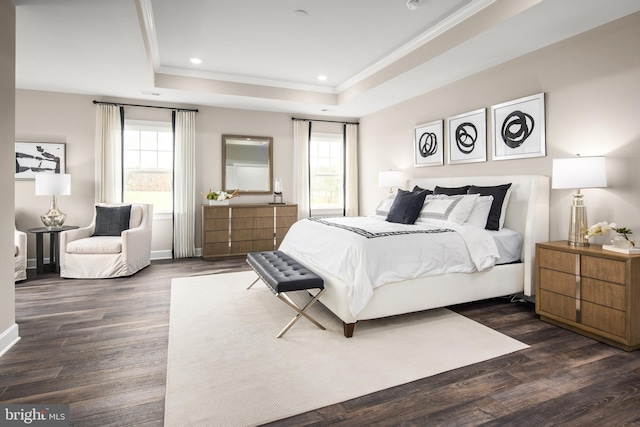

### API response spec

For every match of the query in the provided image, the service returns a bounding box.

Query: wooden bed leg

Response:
[343,322,356,338]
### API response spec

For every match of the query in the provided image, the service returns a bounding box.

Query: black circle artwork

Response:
[501,110,534,149]
[418,132,438,158]
[455,122,477,154]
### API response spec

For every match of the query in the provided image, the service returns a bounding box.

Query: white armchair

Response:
[59,203,153,279]
[15,227,27,282]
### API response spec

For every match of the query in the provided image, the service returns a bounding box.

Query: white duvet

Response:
[278,216,500,317]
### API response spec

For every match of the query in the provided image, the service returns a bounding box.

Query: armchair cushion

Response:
[93,205,132,236]
[66,236,122,254]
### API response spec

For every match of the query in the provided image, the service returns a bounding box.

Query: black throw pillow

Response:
[92,205,132,236]
[412,185,433,194]
[467,183,512,230]
[434,185,470,195]
[386,189,429,225]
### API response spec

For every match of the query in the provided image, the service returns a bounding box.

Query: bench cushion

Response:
[247,251,323,293]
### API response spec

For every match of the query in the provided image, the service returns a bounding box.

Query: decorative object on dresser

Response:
[201,204,298,259]
[35,173,71,229]
[552,155,607,246]
[201,189,238,205]
[536,241,640,351]
[270,177,284,204]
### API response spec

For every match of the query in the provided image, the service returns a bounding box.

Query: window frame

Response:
[122,119,174,215]
[309,131,345,217]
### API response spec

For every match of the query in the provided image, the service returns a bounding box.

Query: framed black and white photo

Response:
[15,142,66,180]
[414,120,443,167]
[491,92,545,161]
[447,108,486,164]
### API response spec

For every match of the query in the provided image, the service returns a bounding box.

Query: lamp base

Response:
[567,193,588,246]
[41,195,67,229]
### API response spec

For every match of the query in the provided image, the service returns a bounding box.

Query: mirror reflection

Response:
[222,135,273,194]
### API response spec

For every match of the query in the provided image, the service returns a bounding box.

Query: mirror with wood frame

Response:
[222,134,273,195]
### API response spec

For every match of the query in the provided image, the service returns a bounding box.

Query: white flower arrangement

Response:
[586,221,635,247]
[201,189,239,201]
[585,221,616,239]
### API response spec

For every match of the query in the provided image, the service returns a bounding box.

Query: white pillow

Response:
[416,194,479,225]
[498,189,512,229]
[374,194,396,218]
[465,195,494,228]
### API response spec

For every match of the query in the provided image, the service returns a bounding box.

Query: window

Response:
[309,132,344,215]
[123,120,173,212]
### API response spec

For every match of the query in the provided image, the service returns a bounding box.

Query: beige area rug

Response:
[165,271,528,427]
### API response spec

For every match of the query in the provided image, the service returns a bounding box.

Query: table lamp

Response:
[552,156,607,246]
[35,173,71,229]
[378,170,404,193]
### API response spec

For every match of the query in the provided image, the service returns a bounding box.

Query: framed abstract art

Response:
[491,92,546,161]
[447,108,486,164]
[414,120,443,167]
[15,141,66,180]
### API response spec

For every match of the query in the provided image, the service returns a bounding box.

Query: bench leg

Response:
[246,276,260,290]
[276,289,326,338]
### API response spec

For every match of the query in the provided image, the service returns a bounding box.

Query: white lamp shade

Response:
[378,170,404,188]
[35,173,71,196]
[552,157,607,190]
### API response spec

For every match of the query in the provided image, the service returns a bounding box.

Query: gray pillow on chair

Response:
[92,205,132,236]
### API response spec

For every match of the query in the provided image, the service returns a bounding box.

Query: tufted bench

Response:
[246,250,325,338]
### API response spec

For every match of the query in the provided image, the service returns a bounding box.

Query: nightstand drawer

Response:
[582,278,625,310]
[581,255,626,284]
[582,301,625,337]
[538,248,578,274]
[539,268,575,297]
[539,289,576,322]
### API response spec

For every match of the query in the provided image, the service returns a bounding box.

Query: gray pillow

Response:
[92,205,132,236]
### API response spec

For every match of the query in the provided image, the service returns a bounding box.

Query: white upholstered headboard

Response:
[409,175,550,296]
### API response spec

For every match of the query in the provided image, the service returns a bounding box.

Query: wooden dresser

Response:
[535,241,640,351]
[201,204,298,259]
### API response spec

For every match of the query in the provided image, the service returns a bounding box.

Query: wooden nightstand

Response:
[535,241,640,351]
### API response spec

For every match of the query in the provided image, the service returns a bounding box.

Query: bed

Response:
[279,175,549,337]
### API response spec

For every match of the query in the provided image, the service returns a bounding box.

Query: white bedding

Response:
[279,216,500,317]
[491,228,523,265]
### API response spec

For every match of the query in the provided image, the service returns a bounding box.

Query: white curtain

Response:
[95,104,122,203]
[344,123,359,216]
[293,120,311,219]
[173,110,196,258]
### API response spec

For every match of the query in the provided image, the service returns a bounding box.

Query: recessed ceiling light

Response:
[293,9,308,17]
[190,58,202,65]
[317,75,327,81]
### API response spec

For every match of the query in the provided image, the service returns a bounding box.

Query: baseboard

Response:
[0,323,20,358]
[27,248,204,268]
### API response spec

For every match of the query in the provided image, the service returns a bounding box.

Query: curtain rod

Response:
[93,100,199,113]
[292,117,358,125]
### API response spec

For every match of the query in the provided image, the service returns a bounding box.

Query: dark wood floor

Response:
[2,258,640,426]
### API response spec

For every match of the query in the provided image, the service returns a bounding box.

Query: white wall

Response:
[0,0,18,356]
[359,12,640,242]
[14,94,299,257]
